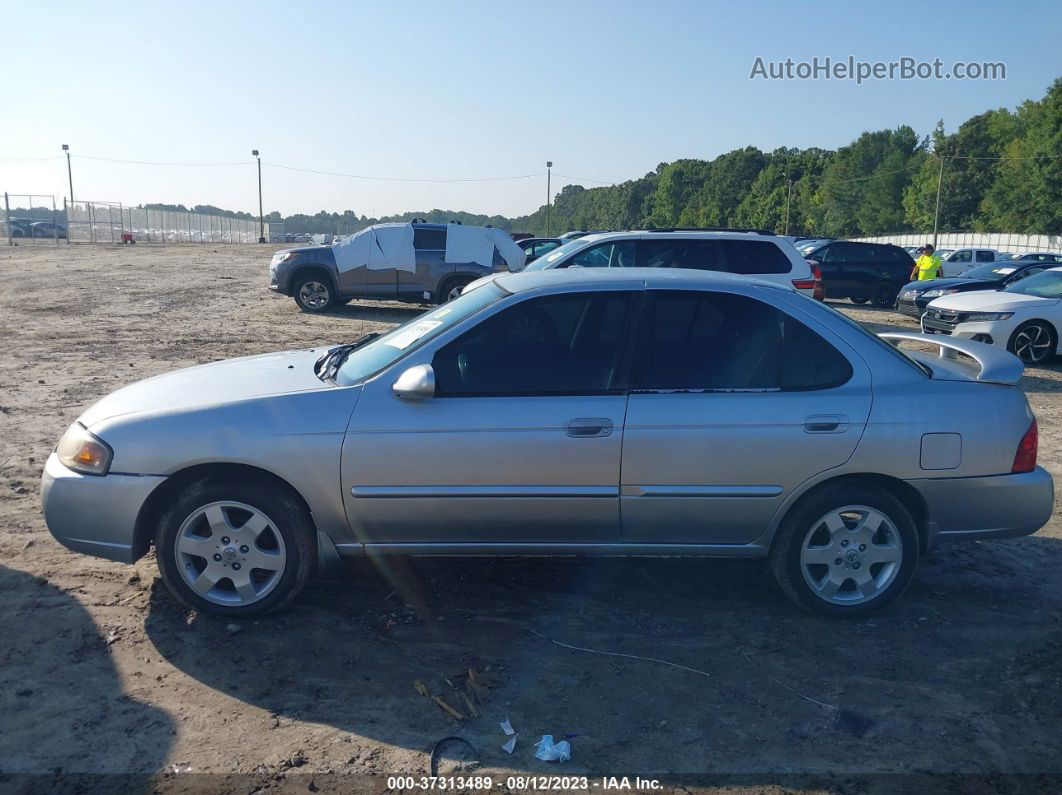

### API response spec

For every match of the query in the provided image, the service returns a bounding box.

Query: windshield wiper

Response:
[315,333,381,381]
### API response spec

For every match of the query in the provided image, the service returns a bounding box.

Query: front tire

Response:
[769,482,919,617]
[1007,320,1056,365]
[850,296,869,305]
[155,475,315,618]
[436,277,472,304]
[293,275,335,313]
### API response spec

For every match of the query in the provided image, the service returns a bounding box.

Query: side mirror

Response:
[392,364,435,399]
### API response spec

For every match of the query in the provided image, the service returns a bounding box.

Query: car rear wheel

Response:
[769,482,919,617]
[293,275,335,313]
[1008,321,1056,364]
[156,476,315,618]
[870,282,899,308]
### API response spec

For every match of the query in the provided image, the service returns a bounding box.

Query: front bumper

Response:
[41,453,165,563]
[895,295,928,318]
[909,467,1053,547]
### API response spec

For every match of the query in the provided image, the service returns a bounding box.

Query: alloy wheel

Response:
[1013,324,1053,363]
[298,281,330,310]
[799,505,903,605]
[174,501,286,607]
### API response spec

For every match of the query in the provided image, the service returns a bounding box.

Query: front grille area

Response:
[922,307,960,334]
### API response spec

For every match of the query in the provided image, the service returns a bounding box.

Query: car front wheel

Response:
[155,476,315,618]
[1008,320,1056,364]
[769,482,919,617]
[293,275,335,312]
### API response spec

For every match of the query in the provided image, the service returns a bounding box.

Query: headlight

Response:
[962,311,1014,322]
[921,288,959,298]
[270,252,297,266]
[56,423,112,476]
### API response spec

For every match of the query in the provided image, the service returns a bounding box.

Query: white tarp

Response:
[445,224,527,271]
[334,222,525,274]
[332,226,373,273]
[369,222,416,273]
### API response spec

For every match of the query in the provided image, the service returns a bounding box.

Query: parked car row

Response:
[3,218,68,238]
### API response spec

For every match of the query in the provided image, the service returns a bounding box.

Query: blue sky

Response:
[2,0,1058,218]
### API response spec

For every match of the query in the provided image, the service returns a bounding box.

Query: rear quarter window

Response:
[721,240,792,275]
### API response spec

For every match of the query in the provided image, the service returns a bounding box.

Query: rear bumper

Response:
[41,453,165,563]
[909,467,1054,547]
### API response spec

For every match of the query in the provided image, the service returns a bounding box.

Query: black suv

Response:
[803,241,915,307]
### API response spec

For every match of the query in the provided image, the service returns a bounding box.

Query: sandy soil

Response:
[0,243,1059,792]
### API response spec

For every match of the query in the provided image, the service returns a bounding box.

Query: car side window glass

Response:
[952,250,972,263]
[413,228,447,250]
[534,241,560,258]
[566,241,637,268]
[976,250,994,262]
[635,291,852,392]
[720,240,790,274]
[432,291,634,396]
[818,245,843,263]
[641,239,721,270]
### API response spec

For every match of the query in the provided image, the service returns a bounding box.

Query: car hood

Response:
[276,245,332,256]
[79,348,334,428]
[928,291,1059,312]
[904,277,994,292]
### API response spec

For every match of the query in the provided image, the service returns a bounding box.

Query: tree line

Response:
[11,81,1055,237]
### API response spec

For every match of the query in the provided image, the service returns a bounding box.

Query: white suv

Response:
[518,229,821,298]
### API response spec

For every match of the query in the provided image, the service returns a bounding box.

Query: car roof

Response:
[572,230,783,245]
[494,266,793,294]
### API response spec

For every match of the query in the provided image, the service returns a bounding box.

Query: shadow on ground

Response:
[0,563,175,788]
[144,537,1062,778]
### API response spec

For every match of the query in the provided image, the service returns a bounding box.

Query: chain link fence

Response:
[2,193,65,244]
[67,201,263,244]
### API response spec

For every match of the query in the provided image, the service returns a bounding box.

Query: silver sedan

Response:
[42,268,1053,618]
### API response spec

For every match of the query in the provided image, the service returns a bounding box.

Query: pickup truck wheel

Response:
[156,476,315,619]
[1008,321,1056,364]
[769,483,919,618]
[293,276,335,312]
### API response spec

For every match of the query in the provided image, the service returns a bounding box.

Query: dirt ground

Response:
[0,243,1060,793]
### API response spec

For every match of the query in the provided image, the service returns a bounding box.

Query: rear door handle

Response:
[804,414,848,433]
[566,418,614,438]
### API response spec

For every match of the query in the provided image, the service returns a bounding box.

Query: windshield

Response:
[1004,270,1062,298]
[334,283,506,384]
[521,238,593,271]
[959,263,1019,281]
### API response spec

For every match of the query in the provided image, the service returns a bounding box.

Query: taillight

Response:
[1012,418,1038,473]
[793,261,824,301]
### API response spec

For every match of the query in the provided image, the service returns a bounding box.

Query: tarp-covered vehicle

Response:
[268,221,526,312]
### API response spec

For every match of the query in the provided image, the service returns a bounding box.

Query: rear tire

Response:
[769,482,919,618]
[155,475,315,619]
[1007,320,1056,365]
[293,274,335,313]
[850,297,868,304]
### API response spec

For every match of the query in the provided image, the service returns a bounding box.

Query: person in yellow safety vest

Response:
[911,243,944,281]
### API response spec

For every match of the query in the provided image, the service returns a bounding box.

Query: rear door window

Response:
[634,290,852,392]
[641,239,721,270]
[976,250,995,262]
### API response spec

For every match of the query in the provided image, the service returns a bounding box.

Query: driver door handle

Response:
[566,418,613,438]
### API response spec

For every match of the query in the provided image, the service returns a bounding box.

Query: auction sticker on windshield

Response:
[383,320,444,350]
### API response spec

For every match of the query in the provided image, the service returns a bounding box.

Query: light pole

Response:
[252,149,265,243]
[545,161,552,237]
[932,154,945,249]
[783,173,794,235]
[62,144,73,206]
